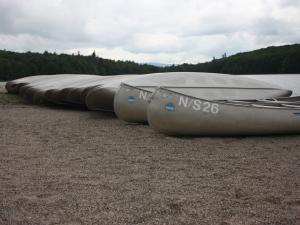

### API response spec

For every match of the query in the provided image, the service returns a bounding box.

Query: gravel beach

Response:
[0,88,300,225]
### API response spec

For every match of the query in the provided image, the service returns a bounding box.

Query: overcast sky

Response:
[0,0,299,64]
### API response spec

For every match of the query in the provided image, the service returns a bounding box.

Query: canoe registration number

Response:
[178,96,219,114]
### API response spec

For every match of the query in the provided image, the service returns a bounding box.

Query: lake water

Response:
[1,75,300,97]
[242,74,300,96]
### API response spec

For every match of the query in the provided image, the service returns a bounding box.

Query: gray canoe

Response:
[18,75,101,104]
[114,72,292,124]
[62,75,140,105]
[147,87,300,136]
[84,75,142,111]
[6,74,143,107]
[5,74,67,94]
[18,74,83,103]
[63,76,116,104]
[43,75,109,104]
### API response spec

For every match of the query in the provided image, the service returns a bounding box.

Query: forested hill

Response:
[0,44,300,81]
[0,51,160,81]
[168,44,300,74]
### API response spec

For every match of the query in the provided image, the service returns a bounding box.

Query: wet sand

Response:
[0,89,300,224]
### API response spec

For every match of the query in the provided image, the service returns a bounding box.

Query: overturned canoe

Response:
[147,87,300,136]
[6,74,143,107]
[85,75,142,111]
[114,72,292,123]
[63,77,112,104]
[44,75,108,104]
[5,74,67,94]
[5,73,294,114]
[18,75,100,104]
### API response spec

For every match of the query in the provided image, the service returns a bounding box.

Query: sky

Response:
[0,0,299,64]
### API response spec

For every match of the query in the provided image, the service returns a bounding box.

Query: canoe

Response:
[64,76,119,104]
[18,75,100,104]
[6,73,294,113]
[114,83,152,123]
[52,75,129,105]
[114,72,292,123]
[5,75,54,93]
[18,75,84,103]
[44,75,107,104]
[6,74,143,107]
[242,74,300,96]
[84,75,142,111]
[147,87,300,136]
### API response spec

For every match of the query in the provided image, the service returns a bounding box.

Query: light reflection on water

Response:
[242,74,300,96]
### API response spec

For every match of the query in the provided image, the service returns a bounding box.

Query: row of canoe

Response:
[149,88,300,136]
[6,72,300,136]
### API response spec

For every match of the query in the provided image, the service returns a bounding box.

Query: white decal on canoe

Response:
[139,91,148,100]
[202,102,210,112]
[211,103,219,114]
[192,99,202,111]
[178,96,219,114]
[179,96,189,107]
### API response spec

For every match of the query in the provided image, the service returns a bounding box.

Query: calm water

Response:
[242,74,300,96]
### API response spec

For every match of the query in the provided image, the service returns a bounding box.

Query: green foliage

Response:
[0,50,160,81]
[0,44,299,81]
[164,44,300,75]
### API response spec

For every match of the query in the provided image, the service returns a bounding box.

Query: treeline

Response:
[0,44,300,81]
[166,44,300,74]
[0,51,160,81]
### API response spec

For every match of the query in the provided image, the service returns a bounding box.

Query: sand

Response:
[0,89,300,224]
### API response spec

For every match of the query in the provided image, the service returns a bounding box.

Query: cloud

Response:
[0,0,299,64]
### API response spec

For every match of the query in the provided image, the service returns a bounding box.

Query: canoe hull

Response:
[84,75,142,111]
[114,85,292,124]
[114,83,152,123]
[147,88,300,136]
[85,86,117,111]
